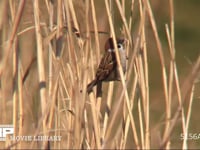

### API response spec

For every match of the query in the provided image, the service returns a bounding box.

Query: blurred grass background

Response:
[0,0,200,149]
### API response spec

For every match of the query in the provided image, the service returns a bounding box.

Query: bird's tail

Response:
[87,79,97,93]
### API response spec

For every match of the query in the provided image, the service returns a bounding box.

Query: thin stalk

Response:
[138,0,150,148]
[33,0,48,148]
[183,85,194,149]
[0,0,25,77]
[122,73,138,149]
[12,38,18,149]
[18,62,23,149]
[102,82,114,141]
[115,0,132,45]
[105,0,140,148]
[160,56,200,148]
[88,92,101,148]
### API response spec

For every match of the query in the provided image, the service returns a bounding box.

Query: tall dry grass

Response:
[0,0,199,149]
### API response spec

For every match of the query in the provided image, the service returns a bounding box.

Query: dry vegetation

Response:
[0,0,200,149]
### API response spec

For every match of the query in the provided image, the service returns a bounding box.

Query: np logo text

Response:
[0,125,14,141]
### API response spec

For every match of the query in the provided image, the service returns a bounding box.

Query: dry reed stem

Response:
[105,0,139,148]
[138,98,145,149]
[47,77,59,131]
[60,61,74,148]
[57,0,63,33]
[168,1,187,145]
[0,1,8,29]
[88,92,101,148]
[102,82,114,141]
[59,61,73,148]
[68,0,80,32]
[47,0,54,131]
[83,109,90,149]
[10,1,18,147]
[63,3,82,147]
[84,0,101,148]
[33,0,48,148]
[64,1,79,80]
[18,61,23,149]
[165,24,173,149]
[126,8,145,82]
[182,85,194,149]
[166,23,187,148]
[160,56,200,148]
[12,39,18,149]
[103,89,124,147]
[169,0,175,51]
[90,0,102,124]
[138,0,150,148]
[122,73,138,149]
[128,0,135,33]
[137,55,149,149]
[0,0,25,77]
[168,0,187,140]
[57,86,61,149]
[143,0,169,99]
[90,0,100,63]
[115,0,132,46]
[142,0,171,148]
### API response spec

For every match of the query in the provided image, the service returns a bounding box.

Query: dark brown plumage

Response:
[87,37,126,93]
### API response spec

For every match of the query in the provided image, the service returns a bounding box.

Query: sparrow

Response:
[87,37,126,93]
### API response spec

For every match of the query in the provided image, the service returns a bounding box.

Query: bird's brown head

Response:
[104,37,125,52]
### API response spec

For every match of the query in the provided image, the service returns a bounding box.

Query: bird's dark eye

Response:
[117,44,122,49]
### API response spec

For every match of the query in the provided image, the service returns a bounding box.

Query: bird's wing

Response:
[96,52,117,81]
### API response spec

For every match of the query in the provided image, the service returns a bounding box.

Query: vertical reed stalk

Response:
[182,85,194,149]
[18,61,23,149]
[33,0,48,148]
[105,0,139,148]
[0,0,25,77]
[1,0,199,149]
[12,38,18,149]
[138,0,150,148]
